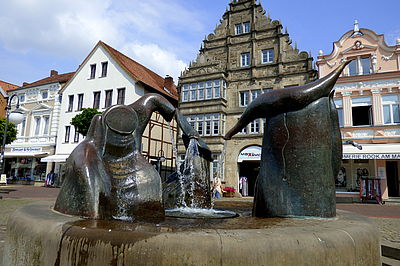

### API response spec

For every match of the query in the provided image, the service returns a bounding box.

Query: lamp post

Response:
[157,150,166,179]
[0,94,24,175]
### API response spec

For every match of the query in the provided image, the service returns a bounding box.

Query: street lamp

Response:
[1,94,24,175]
[157,149,166,176]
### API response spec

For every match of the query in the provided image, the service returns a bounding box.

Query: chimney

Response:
[50,70,58,77]
[22,82,29,87]
[164,75,174,90]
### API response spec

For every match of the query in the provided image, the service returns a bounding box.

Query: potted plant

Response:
[223,186,236,197]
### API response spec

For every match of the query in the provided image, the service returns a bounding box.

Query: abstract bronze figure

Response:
[55,93,209,220]
[225,61,350,218]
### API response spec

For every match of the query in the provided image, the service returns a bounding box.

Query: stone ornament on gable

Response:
[353,41,364,50]
[382,53,394,61]
[326,61,337,68]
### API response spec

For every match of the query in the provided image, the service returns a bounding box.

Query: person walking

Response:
[212,175,222,199]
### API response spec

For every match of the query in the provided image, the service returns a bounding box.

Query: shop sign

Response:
[343,153,400,160]
[11,147,43,153]
[238,146,261,162]
[0,174,6,185]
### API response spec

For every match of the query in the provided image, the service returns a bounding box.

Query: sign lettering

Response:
[343,153,400,160]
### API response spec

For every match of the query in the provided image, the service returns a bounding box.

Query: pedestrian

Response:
[212,174,222,199]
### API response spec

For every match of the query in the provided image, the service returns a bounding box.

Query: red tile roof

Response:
[0,80,19,92]
[19,72,75,89]
[100,41,178,100]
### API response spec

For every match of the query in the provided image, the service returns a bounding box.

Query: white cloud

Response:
[122,42,187,82]
[0,0,202,80]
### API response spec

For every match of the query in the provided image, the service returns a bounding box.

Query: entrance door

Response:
[386,161,400,197]
[238,161,260,197]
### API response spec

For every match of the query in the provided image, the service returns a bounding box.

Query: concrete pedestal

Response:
[4,201,381,266]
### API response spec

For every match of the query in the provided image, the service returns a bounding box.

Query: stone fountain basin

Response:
[4,201,380,266]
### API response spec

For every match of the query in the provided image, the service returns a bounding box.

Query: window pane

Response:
[235,24,242,34]
[206,88,212,99]
[262,49,274,64]
[348,60,357,76]
[382,95,399,103]
[383,105,391,124]
[243,22,250,33]
[101,62,108,77]
[35,117,41,135]
[93,92,100,109]
[77,94,84,111]
[214,86,220,98]
[90,64,96,79]
[241,53,250,67]
[198,88,204,100]
[190,83,197,101]
[65,126,70,142]
[337,108,344,127]
[240,91,249,106]
[105,90,113,108]
[117,88,125,105]
[251,90,261,101]
[42,91,48,99]
[43,116,49,135]
[393,104,400,123]
[361,57,371,75]
[68,95,74,112]
[182,91,189,102]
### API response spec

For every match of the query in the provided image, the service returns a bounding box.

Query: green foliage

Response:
[0,118,17,144]
[71,108,102,136]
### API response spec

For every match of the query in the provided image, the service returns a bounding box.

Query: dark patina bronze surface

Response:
[225,61,350,218]
[54,94,210,220]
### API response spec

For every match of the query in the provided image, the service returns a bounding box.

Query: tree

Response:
[71,108,102,136]
[0,118,17,145]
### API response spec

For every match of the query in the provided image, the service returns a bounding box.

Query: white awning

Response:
[343,143,400,160]
[40,154,70,163]
[4,152,49,158]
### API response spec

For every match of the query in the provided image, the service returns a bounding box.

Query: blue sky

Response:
[0,0,399,86]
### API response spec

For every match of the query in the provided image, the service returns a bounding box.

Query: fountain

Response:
[4,63,381,265]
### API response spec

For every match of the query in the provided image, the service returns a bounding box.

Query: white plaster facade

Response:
[54,45,146,157]
[49,41,178,181]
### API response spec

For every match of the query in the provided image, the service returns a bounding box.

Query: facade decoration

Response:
[4,71,74,182]
[317,20,400,201]
[178,0,317,195]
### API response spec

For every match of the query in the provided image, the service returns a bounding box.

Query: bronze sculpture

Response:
[54,94,210,220]
[225,61,350,218]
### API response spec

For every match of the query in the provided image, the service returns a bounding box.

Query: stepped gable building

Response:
[3,71,74,182]
[317,21,400,201]
[47,41,178,182]
[178,0,317,195]
[0,80,19,117]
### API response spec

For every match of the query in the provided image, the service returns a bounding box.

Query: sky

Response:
[0,0,399,86]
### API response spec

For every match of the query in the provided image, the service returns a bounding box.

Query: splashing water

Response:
[177,138,211,209]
